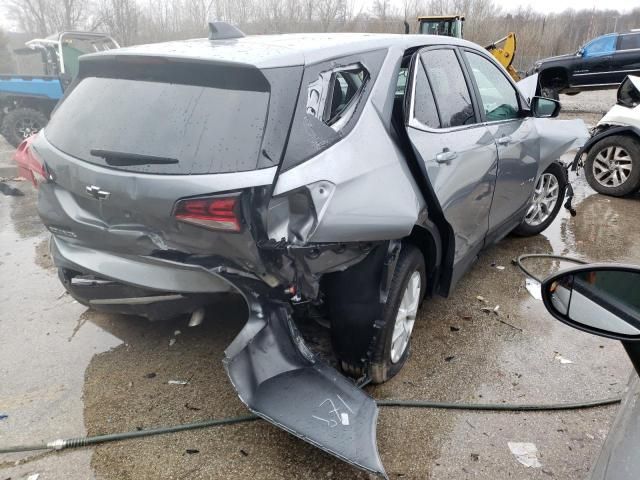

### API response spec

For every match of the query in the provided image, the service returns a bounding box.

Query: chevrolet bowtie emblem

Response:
[86,185,111,200]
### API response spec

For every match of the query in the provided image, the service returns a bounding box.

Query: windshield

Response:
[45,65,271,175]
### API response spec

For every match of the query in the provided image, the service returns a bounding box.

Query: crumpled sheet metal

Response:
[223,279,386,478]
[535,117,590,161]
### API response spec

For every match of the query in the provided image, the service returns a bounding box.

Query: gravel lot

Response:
[1,90,638,480]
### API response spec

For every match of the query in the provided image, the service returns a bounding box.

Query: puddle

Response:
[0,187,123,479]
[0,182,24,197]
[4,181,44,239]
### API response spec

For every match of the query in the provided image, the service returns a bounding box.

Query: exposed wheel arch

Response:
[539,67,568,92]
[573,126,640,171]
[0,95,57,116]
[404,222,441,297]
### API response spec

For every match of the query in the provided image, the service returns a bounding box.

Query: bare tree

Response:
[317,0,345,32]
[372,0,391,20]
[7,0,91,36]
[98,0,139,46]
[4,0,639,75]
[0,28,16,74]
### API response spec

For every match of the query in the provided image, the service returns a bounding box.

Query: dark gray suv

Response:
[16,23,588,476]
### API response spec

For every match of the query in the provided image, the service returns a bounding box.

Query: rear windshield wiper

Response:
[90,149,178,166]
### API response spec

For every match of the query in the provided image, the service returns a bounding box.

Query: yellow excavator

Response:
[417,15,520,81]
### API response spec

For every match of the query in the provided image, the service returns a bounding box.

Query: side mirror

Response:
[617,75,640,108]
[542,265,640,341]
[531,96,560,118]
[577,48,584,57]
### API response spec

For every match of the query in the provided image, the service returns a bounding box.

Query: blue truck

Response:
[0,31,119,147]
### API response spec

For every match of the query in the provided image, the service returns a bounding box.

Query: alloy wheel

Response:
[15,117,42,140]
[592,146,633,188]
[525,173,560,227]
[390,270,421,364]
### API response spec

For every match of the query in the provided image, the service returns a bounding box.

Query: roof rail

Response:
[208,21,245,40]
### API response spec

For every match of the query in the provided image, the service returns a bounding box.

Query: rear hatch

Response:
[37,55,301,278]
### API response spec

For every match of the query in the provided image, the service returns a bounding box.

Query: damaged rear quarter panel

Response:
[273,90,424,243]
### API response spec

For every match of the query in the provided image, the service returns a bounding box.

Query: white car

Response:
[575,76,640,196]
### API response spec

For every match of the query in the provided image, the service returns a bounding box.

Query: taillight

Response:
[174,196,242,232]
[14,136,49,188]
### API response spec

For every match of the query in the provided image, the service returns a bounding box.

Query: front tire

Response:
[338,244,426,384]
[584,135,640,197]
[513,163,566,236]
[0,108,48,147]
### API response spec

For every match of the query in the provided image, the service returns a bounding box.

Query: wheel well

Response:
[0,96,56,116]
[540,67,568,90]
[403,225,440,297]
[583,127,640,157]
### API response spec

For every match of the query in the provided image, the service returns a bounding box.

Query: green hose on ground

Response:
[2,253,622,456]
[0,395,623,455]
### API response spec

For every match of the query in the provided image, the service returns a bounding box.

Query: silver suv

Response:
[18,23,587,476]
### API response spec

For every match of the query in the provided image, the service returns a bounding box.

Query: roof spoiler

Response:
[208,21,245,40]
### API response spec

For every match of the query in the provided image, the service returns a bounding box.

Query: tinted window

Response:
[464,51,519,121]
[46,76,269,174]
[583,35,616,57]
[413,61,440,128]
[420,49,475,128]
[619,34,640,51]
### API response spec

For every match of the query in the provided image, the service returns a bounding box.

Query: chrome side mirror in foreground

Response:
[542,265,640,340]
[542,264,640,372]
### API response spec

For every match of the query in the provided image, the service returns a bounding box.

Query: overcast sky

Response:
[492,0,634,13]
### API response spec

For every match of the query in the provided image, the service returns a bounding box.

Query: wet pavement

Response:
[1,105,639,479]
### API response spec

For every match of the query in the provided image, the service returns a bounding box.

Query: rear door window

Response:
[412,61,440,129]
[45,66,271,174]
[618,34,640,51]
[419,49,475,128]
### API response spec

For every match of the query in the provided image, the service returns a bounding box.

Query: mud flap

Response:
[223,280,386,478]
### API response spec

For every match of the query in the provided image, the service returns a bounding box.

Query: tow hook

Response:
[564,183,576,217]
[561,163,577,217]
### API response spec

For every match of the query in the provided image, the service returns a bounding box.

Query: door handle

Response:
[497,136,511,145]
[435,150,457,164]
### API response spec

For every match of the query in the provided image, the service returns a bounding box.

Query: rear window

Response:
[45,63,273,174]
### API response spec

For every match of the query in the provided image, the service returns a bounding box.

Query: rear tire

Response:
[513,163,566,236]
[337,245,426,384]
[0,108,48,147]
[584,135,640,197]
